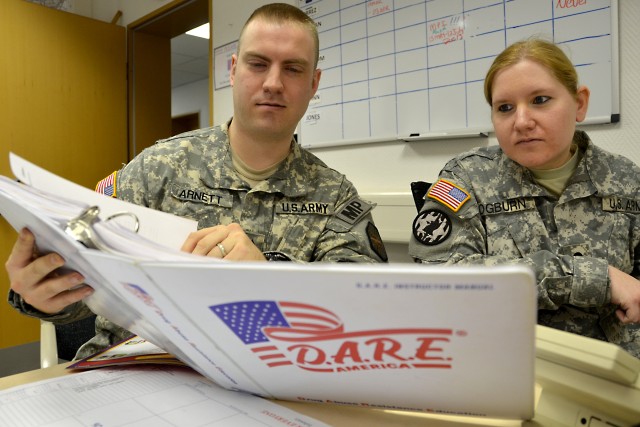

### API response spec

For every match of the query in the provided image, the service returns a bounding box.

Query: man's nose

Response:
[263,67,284,93]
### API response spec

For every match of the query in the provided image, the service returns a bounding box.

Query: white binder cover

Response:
[0,154,537,419]
[83,252,537,420]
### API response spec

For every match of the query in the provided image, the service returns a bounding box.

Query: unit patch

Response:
[366,222,388,262]
[427,179,470,212]
[412,209,452,246]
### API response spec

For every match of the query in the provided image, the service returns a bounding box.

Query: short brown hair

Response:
[484,38,579,105]
[238,3,319,68]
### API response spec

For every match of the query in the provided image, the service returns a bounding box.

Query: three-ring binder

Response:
[65,206,140,251]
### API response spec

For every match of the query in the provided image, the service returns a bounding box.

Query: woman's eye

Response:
[496,104,513,113]
[533,95,550,104]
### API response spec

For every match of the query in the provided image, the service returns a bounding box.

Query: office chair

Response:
[40,315,97,368]
[410,181,432,212]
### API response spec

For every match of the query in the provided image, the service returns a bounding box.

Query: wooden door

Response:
[0,0,127,349]
[128,0,209,158]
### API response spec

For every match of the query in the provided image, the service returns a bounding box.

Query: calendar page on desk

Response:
[298,0,618,148]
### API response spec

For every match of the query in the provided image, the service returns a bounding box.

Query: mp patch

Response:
[412,209,452,246]
[335,196,373,226]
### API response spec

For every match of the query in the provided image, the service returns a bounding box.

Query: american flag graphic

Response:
[95,171,117,197]
[427,179,469,212]
[211,301,343,367]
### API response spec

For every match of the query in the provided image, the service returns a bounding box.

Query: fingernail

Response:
[70,273,85,285]
[50,253,64,266]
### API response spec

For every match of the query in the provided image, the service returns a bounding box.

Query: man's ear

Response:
[230,54,238,86]
[311,68,322,94]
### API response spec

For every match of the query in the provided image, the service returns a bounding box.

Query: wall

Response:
[211,0,640,263]
[70,0,173,26]
[172,78,211,128]
[0,0,127,348]
[71,1,211,135]
[79,0,640,263]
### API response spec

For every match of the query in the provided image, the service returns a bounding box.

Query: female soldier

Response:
[409,38,640,357]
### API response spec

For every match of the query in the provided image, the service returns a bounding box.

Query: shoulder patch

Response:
[427,179,470,212]
[412,209,452,246]
[366,222,388,262]
[335,196,373,226]
[95,171,117,198]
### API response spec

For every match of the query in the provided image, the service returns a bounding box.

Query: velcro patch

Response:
[412,209,452,246]
[335,196,373,226]
[275,201,333,215]
[366,222,388,262]
[427,179,470,212]
[171,185,233,207]
[95,171,117,198]
[602,197,640,213]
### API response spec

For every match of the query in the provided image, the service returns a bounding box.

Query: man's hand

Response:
[608,265,640,324]
[5,228,94,314]
[181,223,267,261]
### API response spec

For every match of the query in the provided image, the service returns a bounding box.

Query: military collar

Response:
[496,152,547,198]
[197,119,310,197]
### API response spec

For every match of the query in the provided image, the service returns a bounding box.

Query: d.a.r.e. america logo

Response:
[210,301,460,373]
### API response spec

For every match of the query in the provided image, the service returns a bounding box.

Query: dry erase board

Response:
[297,0,619,148]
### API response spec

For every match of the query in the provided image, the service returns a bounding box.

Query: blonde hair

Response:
[238,3,319,68]
[484,38,579,105]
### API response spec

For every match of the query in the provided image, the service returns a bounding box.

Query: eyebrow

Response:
[242,51,310,67]
[492,87,554,104]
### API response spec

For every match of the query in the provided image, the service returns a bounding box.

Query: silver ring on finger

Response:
[216,242,227,258]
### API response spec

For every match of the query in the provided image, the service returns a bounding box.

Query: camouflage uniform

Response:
[409,131,640,357]
[10,120,387,359]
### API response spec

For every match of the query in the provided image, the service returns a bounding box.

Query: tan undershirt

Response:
[231,148,283,188]
[530,144,580,197]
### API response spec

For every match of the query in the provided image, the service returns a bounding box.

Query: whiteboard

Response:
[297,0,619,148]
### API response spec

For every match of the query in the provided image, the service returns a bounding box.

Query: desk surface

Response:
[0,363,543,427]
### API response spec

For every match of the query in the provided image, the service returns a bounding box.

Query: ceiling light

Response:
[186,23,210,39]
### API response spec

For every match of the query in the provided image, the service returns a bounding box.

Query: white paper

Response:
[9,152,197,249]
[0,366,329,427]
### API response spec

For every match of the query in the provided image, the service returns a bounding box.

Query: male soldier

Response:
[6,3,387,359]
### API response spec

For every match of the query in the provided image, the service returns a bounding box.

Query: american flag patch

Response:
[95,171,117,197]
[427,179,470,212]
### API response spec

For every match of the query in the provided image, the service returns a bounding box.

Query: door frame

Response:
[127,0,210,160]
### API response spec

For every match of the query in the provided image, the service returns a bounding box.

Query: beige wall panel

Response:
[0,0,127,349]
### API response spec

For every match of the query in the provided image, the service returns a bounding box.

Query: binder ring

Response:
[106,211,140,233]
[65,206,140,251]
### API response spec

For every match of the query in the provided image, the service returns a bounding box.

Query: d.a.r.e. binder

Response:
[0,154,538,419]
